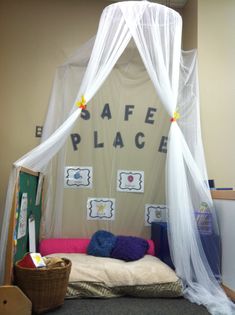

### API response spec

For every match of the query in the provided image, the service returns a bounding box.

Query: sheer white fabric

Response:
[0,2,234,314]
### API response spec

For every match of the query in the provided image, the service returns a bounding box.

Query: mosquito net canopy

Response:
[0,1,234,314]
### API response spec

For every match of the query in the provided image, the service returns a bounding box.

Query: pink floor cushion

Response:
[39,238,90,256]
[39,238,155,257]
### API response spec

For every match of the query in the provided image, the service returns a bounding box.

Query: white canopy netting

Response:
[0,1,234,314]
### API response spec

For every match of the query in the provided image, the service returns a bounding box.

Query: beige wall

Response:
[1,0,235,227]
[182,0,235,188]
[198,0,235,188]
[182,0,197,50]
[0,0,107,225]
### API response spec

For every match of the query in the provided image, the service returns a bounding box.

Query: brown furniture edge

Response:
[211,190,235,200]
[4,183,18,285]
[222,283,235,301]
[0,285,32,315]
[19,166,39,177]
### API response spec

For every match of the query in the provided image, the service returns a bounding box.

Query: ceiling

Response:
[108,0,188,9]
[153,0,188,8]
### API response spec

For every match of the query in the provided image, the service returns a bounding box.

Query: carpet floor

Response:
[42,297,210,315]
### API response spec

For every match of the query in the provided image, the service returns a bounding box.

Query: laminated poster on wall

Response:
[35,173,43,206]
[117,170,144,193]
[28,214,36,253]
[64,166,93,189]
[87,198,115,221]
[144,204,168,226]
[17,192,28,239]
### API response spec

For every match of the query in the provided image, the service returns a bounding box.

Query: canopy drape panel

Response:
[0,2,234,314]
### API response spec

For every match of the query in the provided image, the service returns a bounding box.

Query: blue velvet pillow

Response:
[87,230,117,257]
[111,236,149,261]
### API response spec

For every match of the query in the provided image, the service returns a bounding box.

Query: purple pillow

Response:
[111,236,149,261]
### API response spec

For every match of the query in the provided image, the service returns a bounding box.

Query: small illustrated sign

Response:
[17,193,28,239]
[87,198,115,220]
[145,204,168,226]
[30,253,46,268]
[64,166,92,188]
[117,170,144,193]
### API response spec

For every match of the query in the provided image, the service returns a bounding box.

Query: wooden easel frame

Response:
[4,167,42,285]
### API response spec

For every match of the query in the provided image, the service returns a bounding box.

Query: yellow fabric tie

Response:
[171,111,180,122]
[76,95,86,110]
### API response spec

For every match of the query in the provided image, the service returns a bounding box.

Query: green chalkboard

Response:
[13,168,43,263]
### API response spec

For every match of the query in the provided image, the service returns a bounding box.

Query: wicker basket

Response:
[14,257,71,314]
